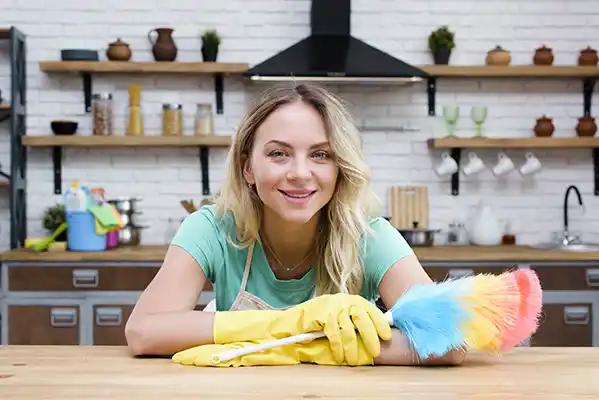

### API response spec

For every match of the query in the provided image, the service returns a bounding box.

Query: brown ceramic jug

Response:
[533,45,554,65]
[534,115,555,137]
[576,116,597,137]
[578,47,598,66]
[148,28,177,62]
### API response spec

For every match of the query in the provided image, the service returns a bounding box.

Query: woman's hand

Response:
[213,293,392,365]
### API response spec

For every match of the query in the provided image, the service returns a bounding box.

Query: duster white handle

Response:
[211,331,326,364]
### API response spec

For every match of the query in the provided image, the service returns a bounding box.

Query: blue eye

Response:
[313,151,330,160]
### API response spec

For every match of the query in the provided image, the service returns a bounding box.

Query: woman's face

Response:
[244,101,339,226]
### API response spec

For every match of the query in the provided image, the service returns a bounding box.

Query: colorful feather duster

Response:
[210,269,543,364]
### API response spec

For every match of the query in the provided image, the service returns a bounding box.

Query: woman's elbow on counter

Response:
[124,317,150,356]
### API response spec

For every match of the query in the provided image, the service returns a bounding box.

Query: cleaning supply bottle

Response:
[64,181,88,213]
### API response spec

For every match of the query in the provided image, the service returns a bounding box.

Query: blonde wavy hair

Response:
[215,83,381,296]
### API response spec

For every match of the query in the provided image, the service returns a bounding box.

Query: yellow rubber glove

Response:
[172,337,375,367]
[213,293,392,366]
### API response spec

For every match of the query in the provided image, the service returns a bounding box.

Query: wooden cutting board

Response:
[389,186,429,229]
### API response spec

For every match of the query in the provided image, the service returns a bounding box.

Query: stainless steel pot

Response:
[108,197,143,213]
[119,212,142,226]
[117,225,147,246]
[396,222,440,247]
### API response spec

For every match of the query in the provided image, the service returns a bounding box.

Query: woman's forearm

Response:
[374,328,466,366]
[125,310,215,356]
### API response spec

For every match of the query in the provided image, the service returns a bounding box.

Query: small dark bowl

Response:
[51,120,78,135]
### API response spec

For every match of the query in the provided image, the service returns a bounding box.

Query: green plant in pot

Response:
[428,26,455,65]
[201,29,221,62]
[42,203,67,242]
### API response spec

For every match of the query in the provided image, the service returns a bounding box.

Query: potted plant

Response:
[201,29,221,62]
[42,203,67,242]
[428,26,455,65]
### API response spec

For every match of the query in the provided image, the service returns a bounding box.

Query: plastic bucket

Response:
[66,211,107,252]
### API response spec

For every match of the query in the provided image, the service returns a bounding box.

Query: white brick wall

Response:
[0,0,598,249]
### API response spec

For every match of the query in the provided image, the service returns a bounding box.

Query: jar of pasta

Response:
[194,103,214,136]
[162,103,183,136]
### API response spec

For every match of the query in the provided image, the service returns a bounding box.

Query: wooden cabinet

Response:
[0,262,215,346]
[8,304,81,345]
[1,256,598,348]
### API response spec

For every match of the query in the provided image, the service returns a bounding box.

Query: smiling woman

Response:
[124,83,463,367]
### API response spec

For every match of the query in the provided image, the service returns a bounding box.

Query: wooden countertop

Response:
[0,346,598,398]
[2,244,599,262]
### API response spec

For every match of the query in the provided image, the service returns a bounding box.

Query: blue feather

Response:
[389,280,471,360]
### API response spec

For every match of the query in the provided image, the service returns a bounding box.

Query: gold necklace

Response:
[262,238,312,272]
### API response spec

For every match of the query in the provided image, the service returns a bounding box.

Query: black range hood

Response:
[244,0,429,83]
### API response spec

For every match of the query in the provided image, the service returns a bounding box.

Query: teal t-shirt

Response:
[171,205,415,311]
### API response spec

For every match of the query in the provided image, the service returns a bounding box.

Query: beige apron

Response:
[203,241,309,312]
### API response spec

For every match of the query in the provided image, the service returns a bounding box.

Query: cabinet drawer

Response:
[424,265,517,282]
[531,266,599,291]
[8,265,160,291]
[7,265,214,292]
[8,305,80,345]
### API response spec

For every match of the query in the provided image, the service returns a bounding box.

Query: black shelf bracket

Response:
[52,147,62,194]
[214,73,224,114]
[593,148,599,196]
[427,78,437,116]
[81,72,92,113]
[450,148,462,196]
[199,146,210,195]
[583,78,596,117]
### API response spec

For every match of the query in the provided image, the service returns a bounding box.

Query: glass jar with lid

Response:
[194,103,214,136]
[92,93,113,136]
[162,103,183,136]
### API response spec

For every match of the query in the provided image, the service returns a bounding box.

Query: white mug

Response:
[462,152,485,176]
[519,152,542,175]
[435,152,459,176]
[492,152,515,177]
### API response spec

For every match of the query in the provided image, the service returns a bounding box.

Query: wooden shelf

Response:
[419,65,598,117]
[421,65,599,78]
[38,61,250,115]
[0,28,9,40]
[22,135,232,148]
[39,61,249,74]
[428,137,599,197]
[24,135,233,196]
[428,137,599,149]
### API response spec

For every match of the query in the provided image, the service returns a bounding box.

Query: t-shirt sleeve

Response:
[360,217,415,300]
[170,206,224,283]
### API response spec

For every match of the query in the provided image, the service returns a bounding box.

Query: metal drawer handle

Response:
[50,308,77,327]
[585,269,599,287]
[95,307,123,327]
[563,306,590,325]
[448,269,474,279]
[72,269,99,288]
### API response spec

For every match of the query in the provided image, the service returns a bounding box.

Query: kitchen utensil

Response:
[108,197,143,213]
[470,106,487,137]
[389,186,429,229]
[51,120,78,135]
[181,199,197,214]
[397,221,439,247]
[442,105,459,138]
[209,270,541,364]
[60,49,99,61]
[30,222,67,252]
[106,38,132,61]
[118,225,146,246]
